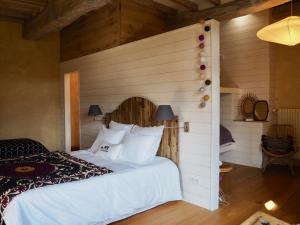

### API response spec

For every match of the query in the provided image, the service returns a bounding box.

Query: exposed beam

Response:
[16,0,48,7]
[174,0,291,26]
[23,0,112,40]
[206,0,221,6]
[239,0,291,15]
[0,0,46,9]
[0,15,24,23]
[153,1,178,15]
[0,7,32,20]
[133,0,177,15]
[0,1,43,15]
[171,0,199,11]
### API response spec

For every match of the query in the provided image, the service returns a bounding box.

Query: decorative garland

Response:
[198,19,211,109]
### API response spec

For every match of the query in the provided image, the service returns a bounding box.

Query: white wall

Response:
[220,11,271,168]
[221,93,264,167]
[61,21,220,210]
[220,11,270,100]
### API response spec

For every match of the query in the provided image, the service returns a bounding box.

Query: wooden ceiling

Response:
[0,0,291,39]
[0,0,48,22]
[0,0,232,23]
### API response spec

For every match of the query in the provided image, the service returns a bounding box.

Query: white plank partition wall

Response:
[61,21,220,210]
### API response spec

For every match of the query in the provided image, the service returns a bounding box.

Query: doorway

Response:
[64,72,80,152]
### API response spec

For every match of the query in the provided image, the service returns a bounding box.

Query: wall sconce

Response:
[155,105,189,133]
[88,105,103,121]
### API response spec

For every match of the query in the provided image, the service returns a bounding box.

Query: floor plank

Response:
[112,164,300,225]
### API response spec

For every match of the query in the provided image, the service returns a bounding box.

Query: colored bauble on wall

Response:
[204,26,211,32]
[198,19,211,109]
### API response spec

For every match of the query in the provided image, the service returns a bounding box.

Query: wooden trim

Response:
[104,97,179,164]
[64,73,71,153]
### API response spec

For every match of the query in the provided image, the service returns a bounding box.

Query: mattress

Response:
[3,150,182,225]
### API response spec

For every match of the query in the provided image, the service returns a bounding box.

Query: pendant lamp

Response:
[257,1,300,46]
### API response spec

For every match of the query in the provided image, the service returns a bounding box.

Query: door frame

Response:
[64,71,80,152]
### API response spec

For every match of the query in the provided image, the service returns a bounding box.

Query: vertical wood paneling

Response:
[60,1,121,62]
[60,0,170,62]
[120,0,167,44]
[61,22,220,210]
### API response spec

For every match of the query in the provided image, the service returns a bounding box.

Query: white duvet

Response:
[3,151,182,225]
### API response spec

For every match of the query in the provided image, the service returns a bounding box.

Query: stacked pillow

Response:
[89,125,127,160]
[89,121,164,164]
[109,121,133,132]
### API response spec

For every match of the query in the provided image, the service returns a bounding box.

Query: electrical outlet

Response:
[189,176,200,184]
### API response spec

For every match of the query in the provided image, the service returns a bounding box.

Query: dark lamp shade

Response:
[88,105,103,116]
[155,105,175,121]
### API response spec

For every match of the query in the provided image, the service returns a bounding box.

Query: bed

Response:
[0,97,182,225]
[220,125,235,154]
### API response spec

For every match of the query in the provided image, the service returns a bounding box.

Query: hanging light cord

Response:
[291,0,293,16]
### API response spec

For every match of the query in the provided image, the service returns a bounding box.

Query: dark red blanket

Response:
[0,151,112,225]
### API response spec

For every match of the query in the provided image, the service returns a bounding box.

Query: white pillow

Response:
[89,125,126,153]
[95,142,123,160]
[131,125,164,159]
[118,133,158,165]
[109,121,134,132]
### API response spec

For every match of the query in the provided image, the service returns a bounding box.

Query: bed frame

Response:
[104,97,179,165]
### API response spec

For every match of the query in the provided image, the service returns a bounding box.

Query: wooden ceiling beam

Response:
[154,1,178,15]
[23,0,112,40]
[206,0,221,6]
[16,0,48,7]
[0,0,44,14]
[0,0,47,8]
[133,0,177,15]
[0,8,31,20]
[171,0,199,11]
[0,14,25,23]
[174,0,291,26]
[238,0,291,15]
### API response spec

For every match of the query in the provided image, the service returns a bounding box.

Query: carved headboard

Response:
[104,97,179,164]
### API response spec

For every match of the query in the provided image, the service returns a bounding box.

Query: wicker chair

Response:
[261,124,297,176]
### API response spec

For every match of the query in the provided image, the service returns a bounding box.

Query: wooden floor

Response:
[112,164,300,225]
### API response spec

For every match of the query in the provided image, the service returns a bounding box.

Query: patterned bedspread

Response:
[0,151,113,225]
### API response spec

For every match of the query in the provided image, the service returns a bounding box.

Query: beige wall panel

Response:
[270,3,300,109]
[0,22,63,150]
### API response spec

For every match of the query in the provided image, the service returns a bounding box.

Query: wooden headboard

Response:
[104,97,179,164]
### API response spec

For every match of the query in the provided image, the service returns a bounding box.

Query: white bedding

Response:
[3,151,182,225]
[220,142,235,154]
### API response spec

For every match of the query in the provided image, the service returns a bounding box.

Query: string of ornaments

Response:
[198,19,211,109]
